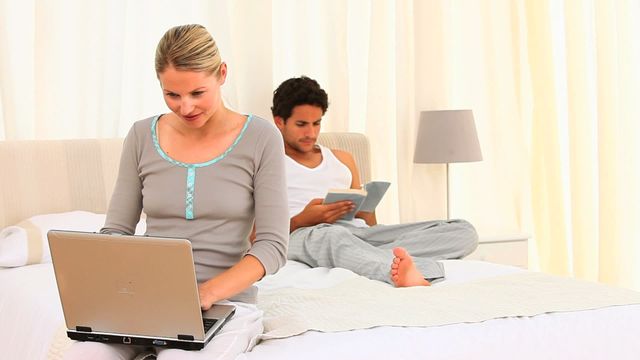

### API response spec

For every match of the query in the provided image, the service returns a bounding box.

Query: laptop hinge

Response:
[76,326,93,332]
[177,334,194,341]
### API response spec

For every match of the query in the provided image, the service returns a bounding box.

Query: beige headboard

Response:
[0,132,370,228]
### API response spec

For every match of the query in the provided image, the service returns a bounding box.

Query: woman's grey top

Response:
[101,115,289,303]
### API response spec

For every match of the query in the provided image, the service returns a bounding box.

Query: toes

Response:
[393,247,408,258]
[393,247,403,257]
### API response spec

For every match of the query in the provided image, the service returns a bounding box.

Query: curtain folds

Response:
[525,0,640,289]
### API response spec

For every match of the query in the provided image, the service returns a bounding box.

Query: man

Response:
[272,76,478,286]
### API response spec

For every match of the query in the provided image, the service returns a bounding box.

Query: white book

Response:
[323,181,391,221]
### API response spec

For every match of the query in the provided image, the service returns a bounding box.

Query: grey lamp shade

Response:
[413,110,483,164]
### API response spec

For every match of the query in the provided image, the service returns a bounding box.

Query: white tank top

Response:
[285,145,368,227]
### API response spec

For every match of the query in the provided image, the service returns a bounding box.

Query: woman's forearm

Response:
[197,254,265,309]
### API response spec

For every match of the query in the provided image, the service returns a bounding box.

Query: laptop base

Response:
[66,308,235,351]
[68,330,207,351]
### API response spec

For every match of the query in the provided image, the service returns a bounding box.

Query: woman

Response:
[65,24,289,360]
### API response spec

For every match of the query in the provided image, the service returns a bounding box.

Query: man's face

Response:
[275,104,324,154]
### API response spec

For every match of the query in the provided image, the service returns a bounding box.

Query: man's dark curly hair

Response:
[271,76,329,121]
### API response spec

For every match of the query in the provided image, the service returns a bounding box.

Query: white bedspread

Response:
[4,260,640,360]
[245,261,640,360]
[0,264,65,359]
[257,271,640,339]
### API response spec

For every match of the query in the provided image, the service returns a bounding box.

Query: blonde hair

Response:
[155,24,222,76]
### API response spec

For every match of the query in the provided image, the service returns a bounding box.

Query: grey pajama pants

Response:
[287,219,478,284]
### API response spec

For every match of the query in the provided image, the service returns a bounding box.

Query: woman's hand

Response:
[198,282,220,311]
[197,255,265,309]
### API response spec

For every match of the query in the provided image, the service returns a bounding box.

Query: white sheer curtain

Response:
[1,0,639,289]
[524,0,640,289]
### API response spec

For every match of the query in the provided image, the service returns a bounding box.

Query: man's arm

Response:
[290,198,354,233]
[287,148,376,234]
[250,202,352,237]
[331,149,377,226]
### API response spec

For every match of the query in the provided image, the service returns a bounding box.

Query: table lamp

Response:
[413,110,483,219]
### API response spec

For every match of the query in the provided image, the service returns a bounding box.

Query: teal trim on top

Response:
[185,167,196,219]
[150,114,254,219]
[150,114,253,168]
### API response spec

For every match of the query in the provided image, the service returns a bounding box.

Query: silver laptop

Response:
[48,230,235,351]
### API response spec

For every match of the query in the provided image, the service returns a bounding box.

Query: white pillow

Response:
[0,211,146,267]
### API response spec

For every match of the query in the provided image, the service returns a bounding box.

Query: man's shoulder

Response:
[329,148,356,167]
[329,148,352,156]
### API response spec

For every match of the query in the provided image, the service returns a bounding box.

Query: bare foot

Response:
[390,247,430,287]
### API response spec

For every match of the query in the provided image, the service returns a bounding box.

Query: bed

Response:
[2,134,640,360]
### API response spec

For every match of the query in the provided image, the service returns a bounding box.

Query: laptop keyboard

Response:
[203,318,218,332]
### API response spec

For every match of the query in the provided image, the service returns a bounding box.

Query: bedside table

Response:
[465,234,529,268]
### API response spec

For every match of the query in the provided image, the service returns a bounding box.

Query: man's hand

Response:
[355,211,377,226]
[290,198,354,232]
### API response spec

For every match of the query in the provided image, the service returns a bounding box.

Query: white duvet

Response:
[0,263,64,360]
[2,260,640,360]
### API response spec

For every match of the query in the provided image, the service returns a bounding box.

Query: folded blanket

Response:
[257,272,640,339]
